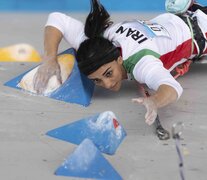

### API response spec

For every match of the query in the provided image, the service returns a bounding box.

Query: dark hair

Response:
[76,0,120,76]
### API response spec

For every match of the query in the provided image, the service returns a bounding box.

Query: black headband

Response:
[78,46,120,76]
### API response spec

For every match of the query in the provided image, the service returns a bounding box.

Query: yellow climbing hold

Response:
[18,53,75,94]
[0,43,41,62]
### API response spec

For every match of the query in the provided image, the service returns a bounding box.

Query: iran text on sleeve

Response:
[133,55,183,99]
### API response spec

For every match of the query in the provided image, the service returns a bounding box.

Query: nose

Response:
[102,79,114,89]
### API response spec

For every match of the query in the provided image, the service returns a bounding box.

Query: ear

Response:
[117,56,123,64]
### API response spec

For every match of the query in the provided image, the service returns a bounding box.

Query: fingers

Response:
[132,97,144,104]
[56,75,62,85]
[33,57,61,94]
[55,67,62,84]
[145,109,157,125]
[33,72,49,94]
[132,97,158,125]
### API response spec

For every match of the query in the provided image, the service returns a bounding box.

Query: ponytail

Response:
[84,0,112,38]
[77,0,120,76]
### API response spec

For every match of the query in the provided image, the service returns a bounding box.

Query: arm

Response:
[33,26,63,93]
[132,55,183,125]
[34,12,86,93]
[45,12,86,50]
[133,84,178,125]
[151,84,178,108]
[44,26,63,58]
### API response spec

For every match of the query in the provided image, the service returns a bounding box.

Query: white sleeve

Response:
[133,55,183,99]
[45,12,87,50]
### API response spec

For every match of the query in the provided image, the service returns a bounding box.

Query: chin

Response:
[111,82,121,91]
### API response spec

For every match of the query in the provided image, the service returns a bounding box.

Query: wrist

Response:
[43,52,57,58]
[42,54,57,64]
[150,95,160,108]
[151,84,178,108]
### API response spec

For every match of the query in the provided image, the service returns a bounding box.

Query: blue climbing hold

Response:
[55,138,122,180]
[4,48,94,106]
[46,111,127,155]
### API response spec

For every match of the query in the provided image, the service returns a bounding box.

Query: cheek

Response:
[115,81,122,90]
[115,67,123,80]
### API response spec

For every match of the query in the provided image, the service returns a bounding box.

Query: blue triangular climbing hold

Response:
[4,48,94,106]
[46,111,127,155]
[55,138,122,180]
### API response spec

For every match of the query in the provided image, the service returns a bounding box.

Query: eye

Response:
[92,79,101,85]
[105,70,112,77]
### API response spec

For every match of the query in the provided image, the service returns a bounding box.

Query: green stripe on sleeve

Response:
[123,49,160,78]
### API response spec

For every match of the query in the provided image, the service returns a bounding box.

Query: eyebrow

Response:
[102,67,111,76]
[90,67,111,81]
